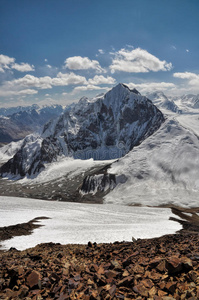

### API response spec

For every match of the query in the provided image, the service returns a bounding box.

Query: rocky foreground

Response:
[0,232,199,300]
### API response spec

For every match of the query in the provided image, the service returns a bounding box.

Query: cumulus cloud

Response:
[73,84,109,93]
[64,56,105,73]
[126,81,176,94]
[0,54,35,73]
[0,54,15,72]
[12,63,35,72]
[110,48,172,73]
[0,72,88,98]
[7,72,87,90]
[88,75,116,85]
[0,87,38,97]
[173,72,199,86]
[54,72,87,86]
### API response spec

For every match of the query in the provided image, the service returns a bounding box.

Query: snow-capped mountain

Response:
[0,104,40,117]
[172,94,199,111]
[146,91,181,114]
[0,84,164,177]
[81,117,199,207]
[0,104,65,145]
[0,140,24,164]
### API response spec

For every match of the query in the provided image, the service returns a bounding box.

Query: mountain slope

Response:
[82,118,199,207]
[0,84,164,177]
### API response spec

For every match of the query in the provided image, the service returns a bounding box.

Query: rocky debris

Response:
[170,207,199,233]
[0,217,50,242]
[0,163,110,203]
[1,233,199,299]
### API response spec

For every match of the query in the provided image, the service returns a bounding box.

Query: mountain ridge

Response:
[0,83,165,177]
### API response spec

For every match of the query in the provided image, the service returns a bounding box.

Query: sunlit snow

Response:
[0,196,181,251]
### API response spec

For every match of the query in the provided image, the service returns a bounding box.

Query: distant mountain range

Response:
[146,91,182,113]
[0,104,65,145]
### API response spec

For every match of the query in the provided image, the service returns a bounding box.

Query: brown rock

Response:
[149,286,157,297]
[141,278,154,289]
[133,263,144,274]
[166,281,177,294]
[88,241,93,248]
[158,289,168,297]
[18,285,29,298]
[108,284,116,297]
[166,257,182,274]
[26,270,41,289]
[133,283,149,297]
[188,270,198,282]
[111,259,122,270]
[156,259,166,272]
[105,270,119,279]
[118,276,133,287]
[149,257,163,268]
[181,257,193,271]
[122,270,130,277]
[97,266,105,275]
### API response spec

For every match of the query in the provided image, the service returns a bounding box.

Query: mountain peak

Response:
[113,83,140,95]
[0,85,165,177]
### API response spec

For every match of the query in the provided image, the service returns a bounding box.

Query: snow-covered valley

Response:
[0,196,181,250]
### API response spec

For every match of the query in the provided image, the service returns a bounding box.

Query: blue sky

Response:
[0,0,199,107]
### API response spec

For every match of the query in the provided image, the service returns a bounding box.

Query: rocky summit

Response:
[1,233,199,299]
[0,84,164,177]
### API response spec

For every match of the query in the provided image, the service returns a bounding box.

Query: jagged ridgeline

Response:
[0,84,165,177]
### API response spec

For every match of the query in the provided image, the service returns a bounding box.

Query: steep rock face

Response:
[0,84,164,177]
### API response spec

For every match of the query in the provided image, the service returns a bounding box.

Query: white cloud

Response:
[46,64,52,69]
[88,75,116,85]
[17,89,38,95]
[10,73,87,89]
[0,54,15,72]
[173,72,199,87]
[186,49,189,53]
[0,54,35,73]
[64,56,105,73]
[12,63,35,72]
[98,49,105,54]
[0,72,88,98]
[173,72,197,80]
[10,74,52,89]
[0,87,38,97]
[110,47,172,73]
[44,58,48,62]
[126,81,176,94]
[52,72,87,86]
[73,84,109,93]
